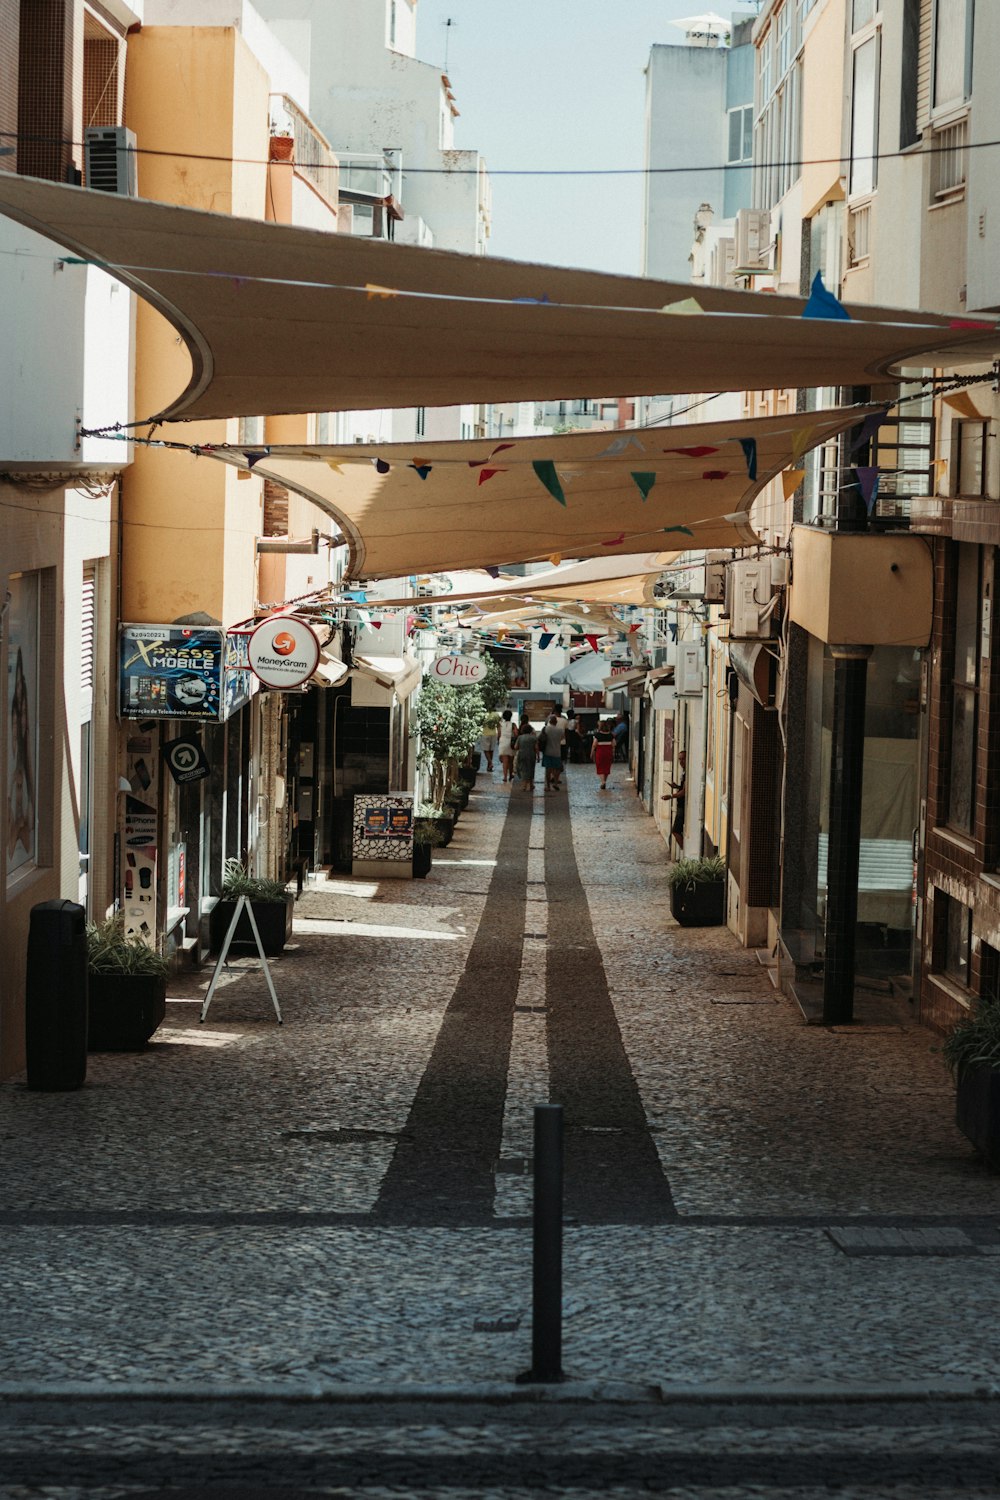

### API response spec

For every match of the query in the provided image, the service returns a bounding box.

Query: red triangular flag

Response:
[585,634,601,652]
[477,467,506,485]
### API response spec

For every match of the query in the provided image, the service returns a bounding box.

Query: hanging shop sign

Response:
[162,733,211,786]
[429,653,487,685]
[119,625,224,720]
[247,615,320,689]
[223,629,257,718]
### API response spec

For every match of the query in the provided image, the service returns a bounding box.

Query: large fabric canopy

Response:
[210,408,859,579]
[0,177,997,421]
[369,554,675,611]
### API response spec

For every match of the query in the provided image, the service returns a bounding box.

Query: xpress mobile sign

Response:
[119,626,224,720]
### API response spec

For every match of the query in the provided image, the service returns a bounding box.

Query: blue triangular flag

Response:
[849,407,892,455]
[856,466,881,513]
[739,438,758,481]
[538,632,555,650]
[411,463,432,480]
[244,448,270,468]
[802,271,850,321]
[374,458,391,475]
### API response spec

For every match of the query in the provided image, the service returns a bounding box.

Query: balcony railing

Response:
[847,200,871,266]
[930,117,968,200]
[268,94,339,208]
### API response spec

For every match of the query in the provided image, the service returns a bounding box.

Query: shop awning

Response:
[550,652,624,689]
[209,408,859,580]
[351,653,422,700]
[0,177,997,422]
[603,666,648,690]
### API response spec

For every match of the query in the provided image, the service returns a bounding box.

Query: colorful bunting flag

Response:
[601,533,626,546]
[374,458,391,475]
[660,297,704,315]
[855,466,881,513]
[325,460,345,474]
[665,445,718,458]
[597,434,645,458]
[538,632,555,650]
[548,554,562,567]
[739,438,758,481]
[244,449,270,468]
[366,284,399,300]
[802,270,850,321]
[485,567,501,578]
[477,467,506,485]
[410,462,432,480]
[585,635,601,652]
[791,427,815,462]
[782,468,806,499]
[702,470,729,480]
[944,391,984,419]
[630,472,657,501]
[662,525,695,537]
[532,460,567,506]
[849,407,892,455]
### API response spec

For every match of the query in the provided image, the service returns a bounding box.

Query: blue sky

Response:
[414,0,748,274]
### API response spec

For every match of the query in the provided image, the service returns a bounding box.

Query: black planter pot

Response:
[88,973,167,1052]
[458,765,478,788]
[412,842,433,879]
[470,751,483,771]
[669,880,725,928]
[956,1063,1000,1168]
[416,813,453,848]
[209,893,294,956]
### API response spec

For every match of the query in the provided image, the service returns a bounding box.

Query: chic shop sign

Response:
[429,654,487,685]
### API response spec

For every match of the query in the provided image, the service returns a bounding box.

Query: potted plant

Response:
[415,802,454,849]
[943,1000,1000,1169]
[86,917,169,1052]
[209,858,294,956]
[667,855,726,928]
[412,818,446,878]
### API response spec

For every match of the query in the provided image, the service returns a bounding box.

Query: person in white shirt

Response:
[497,709,517,784]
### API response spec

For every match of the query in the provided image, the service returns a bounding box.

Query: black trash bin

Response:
[25,899,88,1091]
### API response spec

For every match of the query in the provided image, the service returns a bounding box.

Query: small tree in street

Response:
[413,677,486,808]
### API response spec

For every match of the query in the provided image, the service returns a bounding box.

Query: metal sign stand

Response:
[200,895,282,1024]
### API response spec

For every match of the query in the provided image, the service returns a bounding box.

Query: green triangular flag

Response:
[630,472,657,501]
[532,460,566,506]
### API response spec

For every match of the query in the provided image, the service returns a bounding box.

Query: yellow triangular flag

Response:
[933,457,949,475]
[782,468,806,499]
[326,461,345,474]
[365,283,399,300]
[791,427,814,462]
[944,390,983,419]
[660,297,704,315]
[497,629,507,640]
[548,554,562,567]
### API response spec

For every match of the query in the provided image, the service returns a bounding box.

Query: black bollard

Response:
[517,1103,564,1383]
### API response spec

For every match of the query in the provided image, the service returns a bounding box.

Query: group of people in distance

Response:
[479,704,629,793]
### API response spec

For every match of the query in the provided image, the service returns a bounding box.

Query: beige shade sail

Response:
[0,177,997,421]
[210,408,859,580]
[368,553,676,611]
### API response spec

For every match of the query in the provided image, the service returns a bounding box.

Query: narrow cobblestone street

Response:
[5,766,1000,1495]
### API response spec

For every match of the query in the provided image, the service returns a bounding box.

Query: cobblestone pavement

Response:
[4,766,1000,1494]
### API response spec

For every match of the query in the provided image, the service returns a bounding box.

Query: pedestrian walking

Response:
[591,718,616,790]
[497,709,517,783]
[540,713,565,792]
[514,718,539,791]
[612,710,629,762]
[480,707,500,772]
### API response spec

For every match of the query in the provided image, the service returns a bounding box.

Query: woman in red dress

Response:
[591,718,616,790]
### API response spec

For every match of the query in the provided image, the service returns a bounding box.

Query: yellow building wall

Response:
[801,0,847,219]
[789,527,933,646]
[123,27,271,627]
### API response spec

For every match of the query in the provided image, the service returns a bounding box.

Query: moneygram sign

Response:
[248,616,320,689]
[429,654,487,685]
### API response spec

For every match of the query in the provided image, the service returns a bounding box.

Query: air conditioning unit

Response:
[84,126,137,197]
[675,640,706,696]
[734,207,771,272]
[724,558,775,639]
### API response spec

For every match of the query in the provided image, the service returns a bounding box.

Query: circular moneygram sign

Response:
[248,615,320,689]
